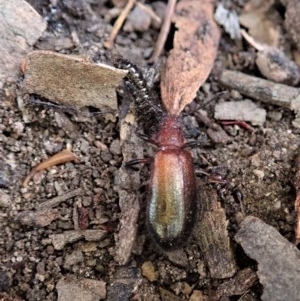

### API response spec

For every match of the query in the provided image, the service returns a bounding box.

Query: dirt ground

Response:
[0,0,300,301]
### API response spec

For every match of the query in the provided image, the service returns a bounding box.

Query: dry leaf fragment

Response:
[23,50,127,111]
[160,0,220,115]
[23,149,79,187]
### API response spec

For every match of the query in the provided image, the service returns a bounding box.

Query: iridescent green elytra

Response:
[146,116,198,250]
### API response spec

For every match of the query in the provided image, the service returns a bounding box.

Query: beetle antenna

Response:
[183,91,228,116]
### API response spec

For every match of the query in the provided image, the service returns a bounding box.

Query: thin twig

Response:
[149,0,177,62]
[37,188,83,209]
[104,0,137,49]
[220,70,300,109]
[241,29,264,51]
[136,2,161,25]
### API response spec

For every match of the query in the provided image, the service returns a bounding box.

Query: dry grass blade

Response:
[104,0,136,49]
[149,0,177,62]
[23,149,79,187]
[160,0,220,115]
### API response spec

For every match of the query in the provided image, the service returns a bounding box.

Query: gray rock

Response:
[214,99,266,126]
[235,216,300,301]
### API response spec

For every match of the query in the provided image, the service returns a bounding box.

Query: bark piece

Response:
[50,230,107,250]
[114,113,143,265]
[15,209,60,227]
[23,50,127,111]
[195,185,237,279]
[235,216,300,301]
[219,70,300,110]
[37,188,82,209]
[160,0,220,115]
[216,268,257,297]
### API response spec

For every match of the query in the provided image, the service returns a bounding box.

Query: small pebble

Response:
[189,290,205,301]
[11,121,24,138]
[64,250,84,269]
[267,110,283,122]
[256,48,300,85]
[273,200,281,209]
[141,261,157,282]
[100,151,112,163]
[109,139,121,155]
[35,273,45,282]
[253,169,264,180]
[214,99,266,126]
[0,271,11,291]
[94,140,108,151]
[0,191,11,207]
[56,276,106,301]
[124,6,151,32]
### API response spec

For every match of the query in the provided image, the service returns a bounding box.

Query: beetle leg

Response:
[125,157,152,168]
[182,140,202,149]
[135,131,158,145]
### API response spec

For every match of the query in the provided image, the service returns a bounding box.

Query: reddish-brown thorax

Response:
[156,115,185,148]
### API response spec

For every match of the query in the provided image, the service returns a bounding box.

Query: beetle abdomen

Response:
[147,149,198,250]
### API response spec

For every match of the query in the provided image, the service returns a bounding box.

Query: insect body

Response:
[117,60,198,250]
[147,115,198,250]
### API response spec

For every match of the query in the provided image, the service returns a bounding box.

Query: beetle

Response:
[146,115,198,250]
[116,60,198,250]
